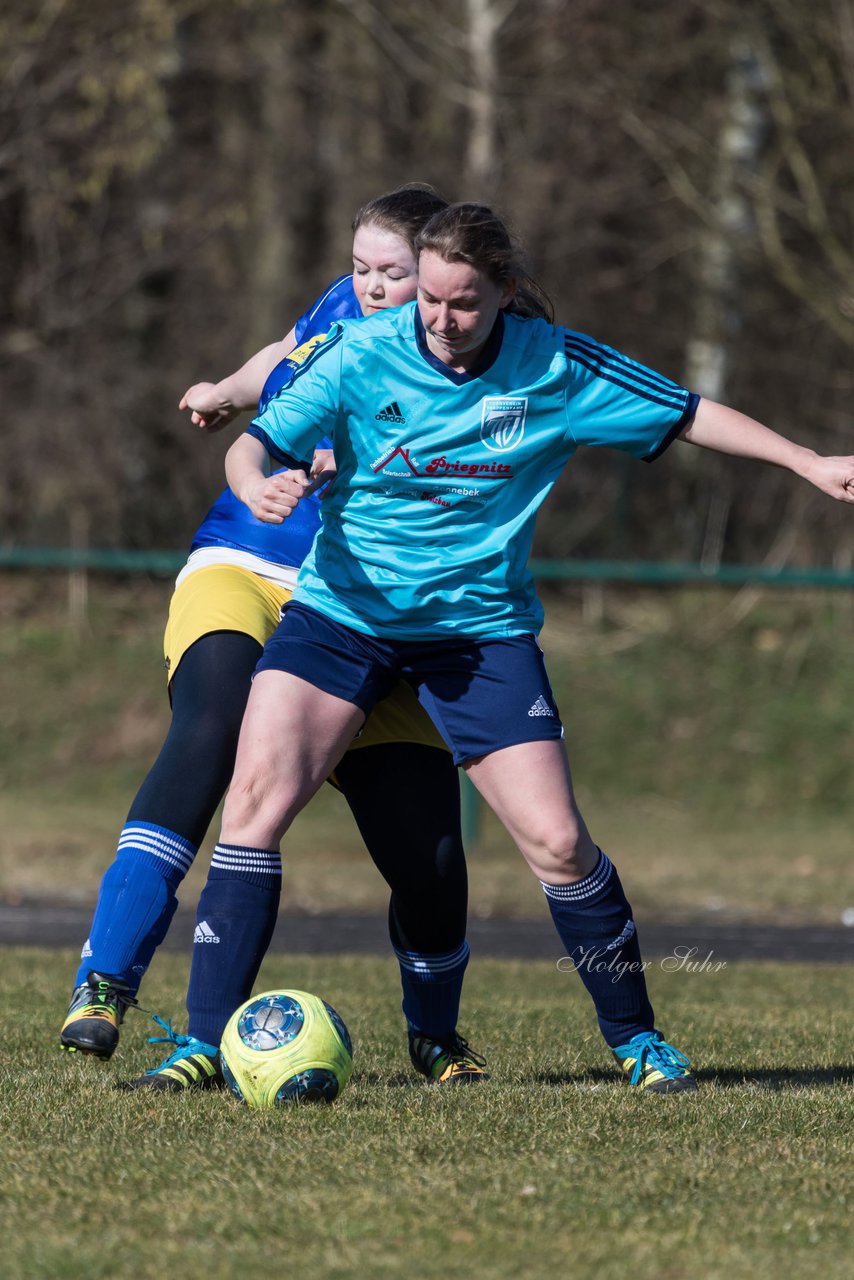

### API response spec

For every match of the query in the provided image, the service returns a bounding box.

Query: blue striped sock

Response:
[394,940,470,1039]
[76,822,196,990]
[186,843,282,1048]
[542,849,655,1048]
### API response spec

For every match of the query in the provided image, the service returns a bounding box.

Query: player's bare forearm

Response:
[680,398,854,502]
[226,433,270,501]
[179,328,297,433]
[225,433,308,523]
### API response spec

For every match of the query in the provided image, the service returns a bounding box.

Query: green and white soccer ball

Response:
[220,989,353,1107]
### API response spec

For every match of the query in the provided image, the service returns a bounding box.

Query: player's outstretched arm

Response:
[179,328,298,433]
[680,398,854,503]
[225,432,309,523]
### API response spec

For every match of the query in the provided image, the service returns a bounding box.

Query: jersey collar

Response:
[414,308,505,384]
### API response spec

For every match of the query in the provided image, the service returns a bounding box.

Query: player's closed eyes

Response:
[353,265,411,280]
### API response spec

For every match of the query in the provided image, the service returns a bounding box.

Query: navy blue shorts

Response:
[255,602,565,765]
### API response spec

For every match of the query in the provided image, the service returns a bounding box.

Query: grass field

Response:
[2,576,852,1278]
[1,573,852,922]
[1,948,852,1280]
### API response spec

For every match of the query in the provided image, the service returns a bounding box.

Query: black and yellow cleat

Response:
[60,972,137,1060]
[612,1030,698,1094]
[120,1017,222,1092]
[409,1030,490,1084]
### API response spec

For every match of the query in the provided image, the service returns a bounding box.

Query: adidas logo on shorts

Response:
[194,920,220,944]
[528,694,554,717]
[375,401,406,423]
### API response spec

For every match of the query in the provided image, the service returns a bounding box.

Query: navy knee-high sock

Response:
[393,941,471,1039]
[542,849,655,1048]
[75,823,195,991]
[186,844,282,1049]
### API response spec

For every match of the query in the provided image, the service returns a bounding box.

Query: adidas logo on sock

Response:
[80,938,93,959]
[605,919,637,951]
[375,401,406,423]
[527,694,554,717]
[194,920,220,944]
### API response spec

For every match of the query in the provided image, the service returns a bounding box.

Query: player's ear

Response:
[499,278,517,309]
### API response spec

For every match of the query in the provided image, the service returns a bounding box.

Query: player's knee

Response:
[163,700,244,770]
[221,769,284,843]
[523,818,592,881]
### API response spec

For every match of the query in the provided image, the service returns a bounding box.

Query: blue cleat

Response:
[120,1016,222,1092]
[612,1030,698,1094]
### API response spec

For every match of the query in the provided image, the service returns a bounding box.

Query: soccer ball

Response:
[220,989,353,1108]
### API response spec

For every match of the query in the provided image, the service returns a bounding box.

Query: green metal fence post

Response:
[460,773,482,850]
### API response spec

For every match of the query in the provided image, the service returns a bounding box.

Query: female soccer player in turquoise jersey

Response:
[222,202,854,1094]
[60,187,489,1092]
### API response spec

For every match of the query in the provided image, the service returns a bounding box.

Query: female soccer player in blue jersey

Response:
[222,202,854,1095]
[60,186,488,1091]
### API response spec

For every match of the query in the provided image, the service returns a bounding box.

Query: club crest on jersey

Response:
[480,397,528,452]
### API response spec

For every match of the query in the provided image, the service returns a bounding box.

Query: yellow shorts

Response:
[163,563,447,753]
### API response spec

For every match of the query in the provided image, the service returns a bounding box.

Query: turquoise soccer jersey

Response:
[249,304,698,639]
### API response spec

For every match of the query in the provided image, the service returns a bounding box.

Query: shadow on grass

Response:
[531,1066,854,1089]
[695,1066,854,1089]
[351,1064,854,1091]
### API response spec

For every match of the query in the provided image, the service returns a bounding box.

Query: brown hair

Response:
[415,202,554,322]
[352,183,449,254]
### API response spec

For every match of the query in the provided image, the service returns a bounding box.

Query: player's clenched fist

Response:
[179,382,239,433]
[243,470,310,522]
[804,454,854,503]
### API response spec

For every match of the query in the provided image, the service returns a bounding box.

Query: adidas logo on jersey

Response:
[194,920,220,944]
[375,401,406,423]
[527,694,554,717]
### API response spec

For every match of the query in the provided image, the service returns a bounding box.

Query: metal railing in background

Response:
[528,558,854,589]
[3,547,854,588]
[0,548,188,573]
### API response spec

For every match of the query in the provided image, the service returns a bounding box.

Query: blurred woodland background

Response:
[2,0,854,568]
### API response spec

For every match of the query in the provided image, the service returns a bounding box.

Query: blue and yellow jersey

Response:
[189,275,359,569]
[248,303,698,638]
[258,275,356,414]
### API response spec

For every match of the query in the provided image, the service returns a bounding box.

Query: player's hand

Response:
[179,382,239,433]
[308,448,337,499]
[805,454,854,502]
[243,470,310,522]
[311,448,336,480]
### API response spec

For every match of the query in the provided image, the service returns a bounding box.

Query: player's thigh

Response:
[164,564,289,688]
[223,669,366,840]
[465,740,597,880]
[228,601,399,836]
[335,741,463,880]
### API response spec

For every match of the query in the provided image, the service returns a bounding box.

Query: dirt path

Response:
[2,901,852,963]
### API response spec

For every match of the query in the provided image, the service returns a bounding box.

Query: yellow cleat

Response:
[60,972,137,1060]
[409,1031,490,1084]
